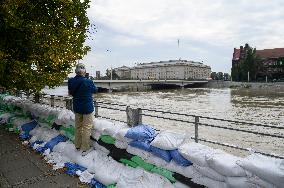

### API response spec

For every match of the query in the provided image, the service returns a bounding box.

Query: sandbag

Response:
[129,140,151,151]
[146,153,169,168]
[126,145,150,160]
[170,150,192,167]
[151,130,187,150]
[192,176,227,188]
[225,177,257,188]
[150,166,176,183]
[100,135,116,145]
[237,153,284,187]
[43,134,68,152]
[21,120,38,134]
[178,142,215,167]
[131,156,155,171]
[114,140,128,149]
[206,152,246,177]
[90,178,106,188]
[150,146,172,162]
[125,125,156,141]
[193,164,225,182]
[247,174,277,188]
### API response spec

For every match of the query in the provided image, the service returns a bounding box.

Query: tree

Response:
[0,0,91,92]
[105,69,119,80]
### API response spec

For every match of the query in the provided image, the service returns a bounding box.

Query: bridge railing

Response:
[14,91,284,159]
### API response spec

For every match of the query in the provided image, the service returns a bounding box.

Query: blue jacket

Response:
[68,75,97,114]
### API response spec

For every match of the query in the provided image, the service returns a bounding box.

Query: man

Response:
[68,63,97,154]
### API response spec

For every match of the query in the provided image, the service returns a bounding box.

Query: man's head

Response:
[75,63,86,76]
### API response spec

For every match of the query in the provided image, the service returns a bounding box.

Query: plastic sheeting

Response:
[150,146,172,162]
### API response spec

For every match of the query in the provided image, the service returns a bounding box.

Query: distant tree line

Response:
[211,72,230,81]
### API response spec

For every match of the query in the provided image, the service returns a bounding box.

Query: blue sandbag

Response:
[129,140,151,151]
[21,120,37,134]
[150,146,172,162]
[64,162,87,172]
[125,125,156,141]
[43,134,68,152]
[90,178,106,188]
[19,132,31,140]
[170,149,192,166]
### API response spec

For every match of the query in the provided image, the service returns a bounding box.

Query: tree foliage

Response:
[0,0,91,92]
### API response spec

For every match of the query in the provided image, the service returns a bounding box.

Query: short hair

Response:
[75,63,86,75]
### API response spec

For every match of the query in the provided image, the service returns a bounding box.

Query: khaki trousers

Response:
[75,112,93,151]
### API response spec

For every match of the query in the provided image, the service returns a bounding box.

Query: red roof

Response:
[233,48,284,60]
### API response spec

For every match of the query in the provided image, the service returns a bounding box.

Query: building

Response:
[113,66,131,79]
[232,44,284,80]
[130,60,211,80]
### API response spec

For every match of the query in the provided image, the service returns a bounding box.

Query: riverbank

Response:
[204,80,284,91]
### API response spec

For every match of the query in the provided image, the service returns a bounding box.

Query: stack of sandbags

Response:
[237,153,283,188]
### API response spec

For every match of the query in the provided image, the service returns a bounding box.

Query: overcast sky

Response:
[80,0,284,76]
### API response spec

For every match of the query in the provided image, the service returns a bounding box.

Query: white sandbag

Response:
[173,182,190,188]
[115,140,129,149]
[225,177,257,188]
[182,165,202,179]
[116,168,174,188]
[237,153,284,187]
[103,123,128,137]
[91,156,125,185]
[192,176,228,188]
[126,145,150,160]
[52,141,82,163]
[178,142,215,167]
[165,160,186,175]
[91,130,102,141]
[93,142,110,155]
[113,127,132,142]
[206,152,246,177]
[93,119,114,133]
[145,153,169,167]
[247,174,277,188]
[151,130,187,150]
[193,164,225,182]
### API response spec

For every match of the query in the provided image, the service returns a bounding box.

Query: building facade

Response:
[232,45,284,80]
[113,66,131,79]
[125,60,211,80]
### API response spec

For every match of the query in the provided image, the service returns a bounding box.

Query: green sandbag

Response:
[46,114,56,123]
[107,184,116,188]
[131,156,155,171]
[150,167,176,183]
[99,135,116,145]
[119,158,138,168]
[60,126,75,136]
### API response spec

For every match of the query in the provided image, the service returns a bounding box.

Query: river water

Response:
[43,86,284,157]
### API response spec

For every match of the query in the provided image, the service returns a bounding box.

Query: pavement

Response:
[0,128,88,188]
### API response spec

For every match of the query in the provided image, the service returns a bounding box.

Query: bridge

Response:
[64,79,208,91]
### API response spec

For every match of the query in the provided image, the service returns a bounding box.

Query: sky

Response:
[80,0,284,77]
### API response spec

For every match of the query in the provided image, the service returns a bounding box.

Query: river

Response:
[43,86,284,157]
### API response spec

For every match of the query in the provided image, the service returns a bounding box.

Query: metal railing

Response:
[11,91,284,159]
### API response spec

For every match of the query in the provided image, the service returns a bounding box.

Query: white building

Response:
[130,60,211,80]
[113,66,131,79]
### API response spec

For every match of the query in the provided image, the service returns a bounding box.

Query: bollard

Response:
[65,98,73,111]
[194,116,199,143]
[94,101,98,118]
[126,106,142,127]
[50,95,55,107]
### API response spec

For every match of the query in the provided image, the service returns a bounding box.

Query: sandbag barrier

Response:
[1,94,283,188]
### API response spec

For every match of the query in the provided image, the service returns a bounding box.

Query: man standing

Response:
[68,63,97,154]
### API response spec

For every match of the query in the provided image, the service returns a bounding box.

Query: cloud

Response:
[82,0,284,73]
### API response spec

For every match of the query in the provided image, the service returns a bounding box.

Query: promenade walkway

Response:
[0,128,87,188]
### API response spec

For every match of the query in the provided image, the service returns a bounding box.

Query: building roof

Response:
[256,48,284,59]
[233,48,284,60]
[136,60,210,68]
